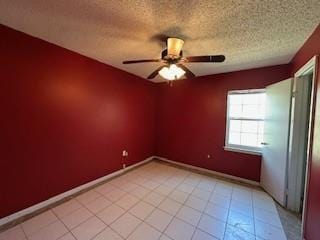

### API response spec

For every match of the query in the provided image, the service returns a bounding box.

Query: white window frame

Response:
[224,89,265,155]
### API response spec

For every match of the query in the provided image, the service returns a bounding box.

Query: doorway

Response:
[287,71,313,214]
[290,56,318,238]
[260,56,318,238]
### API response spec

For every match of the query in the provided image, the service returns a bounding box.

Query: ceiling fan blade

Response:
[185,55,225,63]
[177,64,196,79]
[123,59,161,64]
[147,66,166,79]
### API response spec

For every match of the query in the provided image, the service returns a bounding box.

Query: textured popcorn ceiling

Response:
[0,0,319,82]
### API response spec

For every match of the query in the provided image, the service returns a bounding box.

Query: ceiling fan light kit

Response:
[159,64,186,81]
[123,37,225,81]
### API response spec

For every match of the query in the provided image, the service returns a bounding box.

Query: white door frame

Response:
[287,72,312,211]
[293,55,318,237]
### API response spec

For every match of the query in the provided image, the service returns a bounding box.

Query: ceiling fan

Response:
[123,37,225,80]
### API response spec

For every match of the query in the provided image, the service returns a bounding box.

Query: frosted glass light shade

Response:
[159,64,186,80]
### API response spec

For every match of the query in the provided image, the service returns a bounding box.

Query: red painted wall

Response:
[155,65,290,181]
[0,24,156,218]
[290,24,320,240]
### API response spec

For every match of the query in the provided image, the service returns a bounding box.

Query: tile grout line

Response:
[19,224,29,240]
[222,185,234,239]
[194,179,223,240]
[251,188,257,238]
[20,210,61,240]
[188,176,209,240]
[51,209,79,240]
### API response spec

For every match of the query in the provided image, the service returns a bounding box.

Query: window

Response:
[225,89,266,154]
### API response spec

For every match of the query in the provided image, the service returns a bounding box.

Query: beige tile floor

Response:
[0,161,287,240]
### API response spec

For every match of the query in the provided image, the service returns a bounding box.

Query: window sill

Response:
[224,146,262,156]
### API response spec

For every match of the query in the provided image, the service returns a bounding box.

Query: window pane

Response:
[230,120,241,132]
[241,121,258,133]
[229,94,242,105]
[242,105,260,118]
[258,122,264,134]
[258,93,266,105]
[229,132,240,145]
[243,94,259,104]
[241,133,258,147]
[229,105,242,118]
[258,105,265,119]
[258,134,264,147]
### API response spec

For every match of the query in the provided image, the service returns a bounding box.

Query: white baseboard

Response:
[156,156,260,186]
[0,156,154,227]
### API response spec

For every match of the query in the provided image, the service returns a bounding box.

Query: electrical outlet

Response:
[122,150,128,157]
[123,164,126,169]
[207,154,211,159]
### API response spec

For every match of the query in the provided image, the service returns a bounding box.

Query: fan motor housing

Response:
[161,49,183,61]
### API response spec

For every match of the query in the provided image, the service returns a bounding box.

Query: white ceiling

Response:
[0,0,319,82]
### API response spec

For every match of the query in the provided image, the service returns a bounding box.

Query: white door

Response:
[261,78,293,206]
